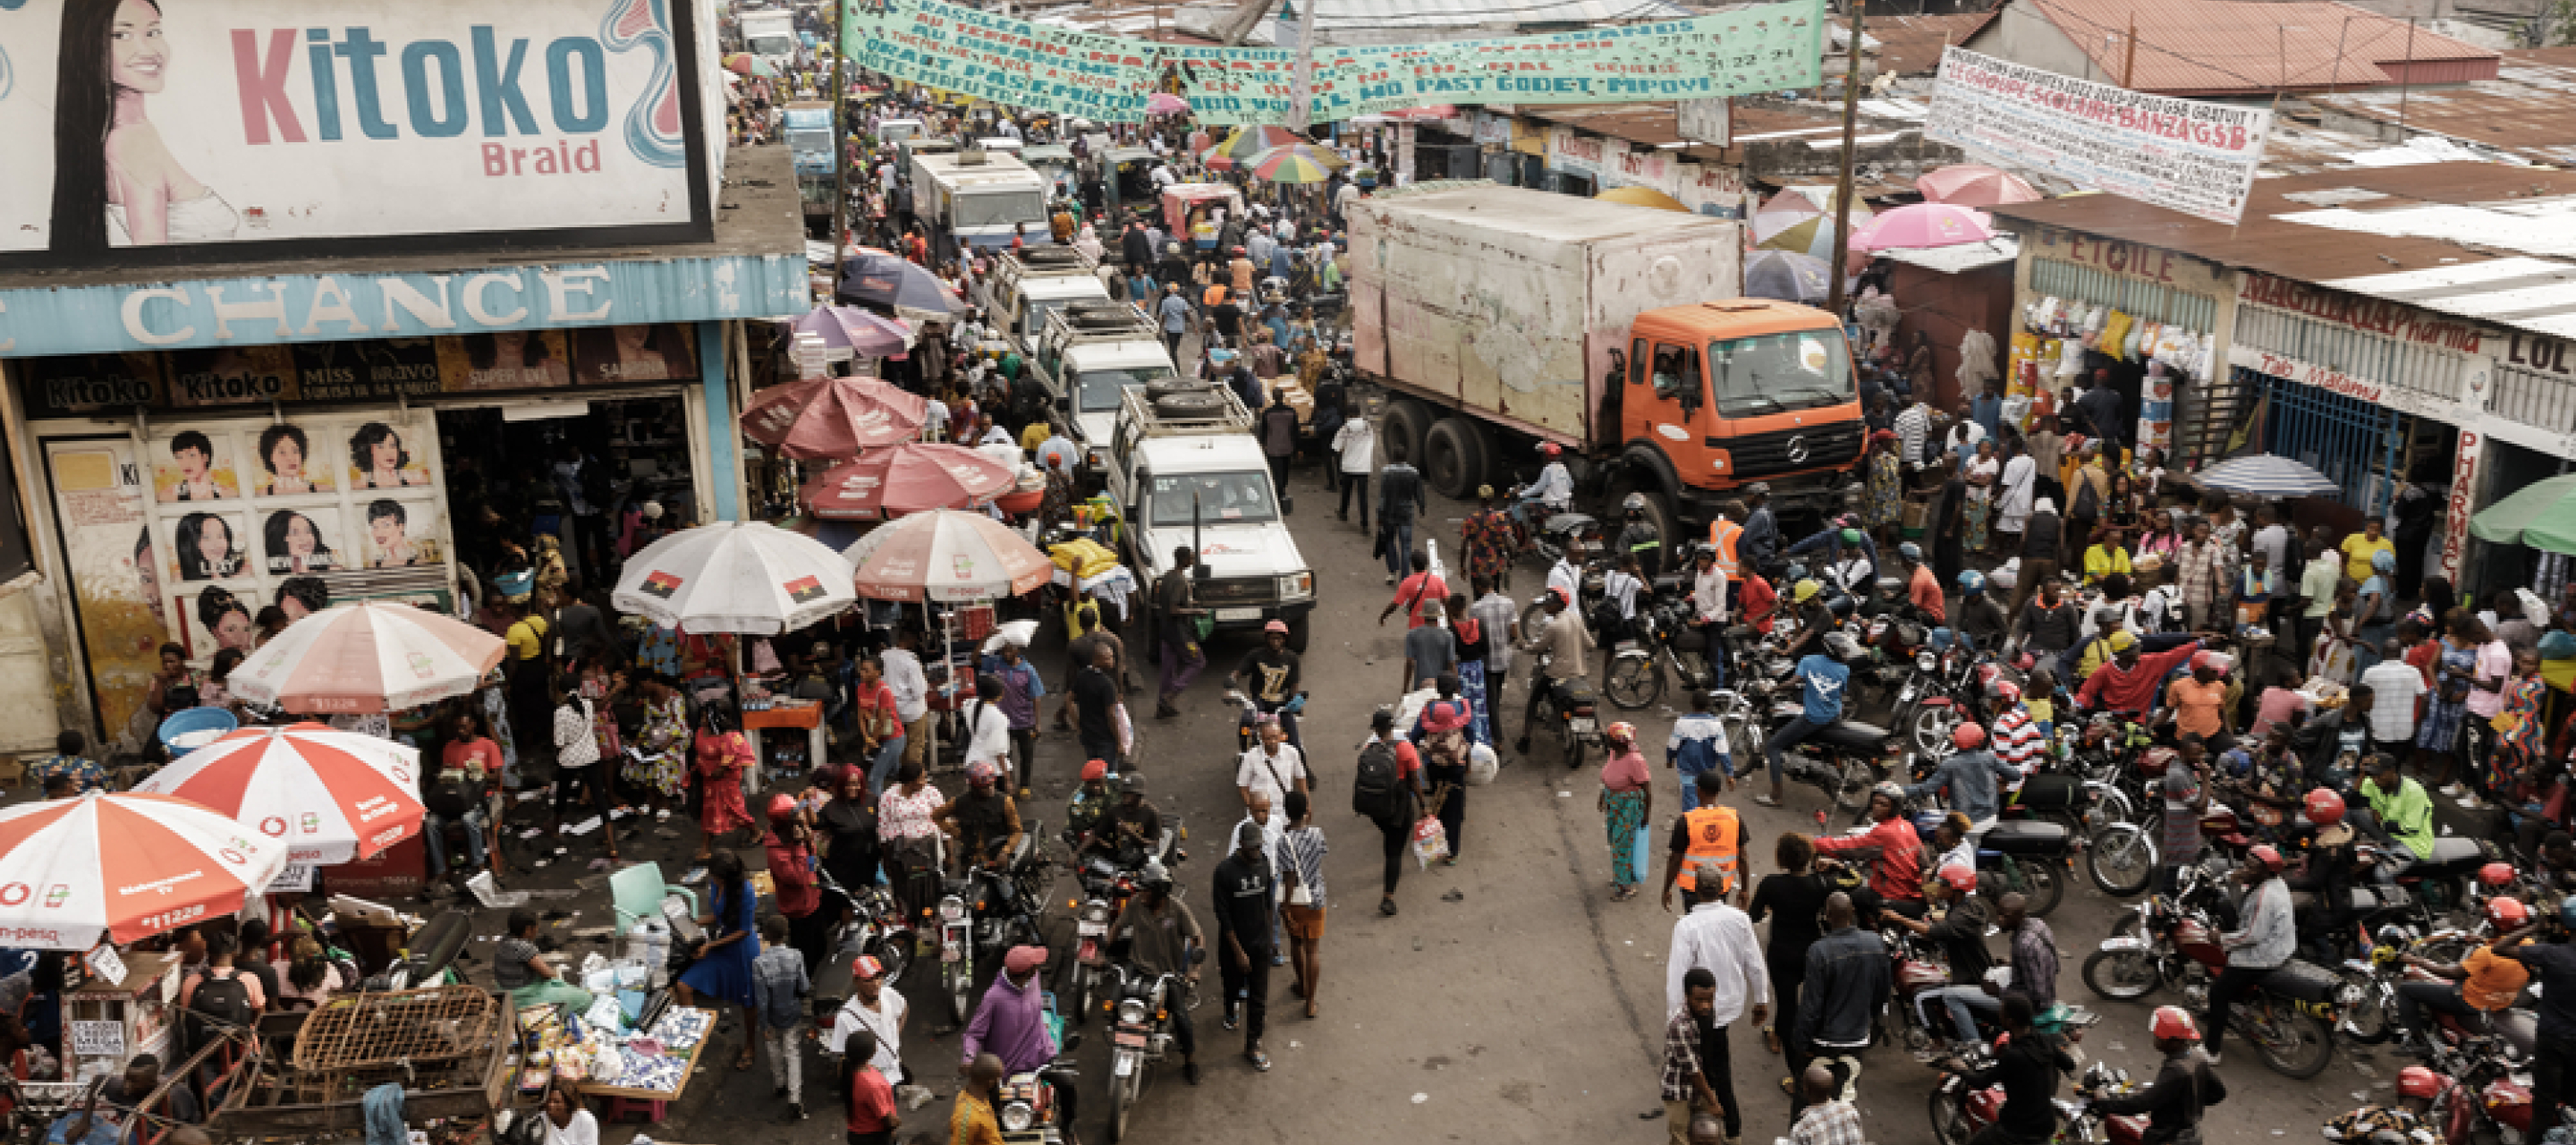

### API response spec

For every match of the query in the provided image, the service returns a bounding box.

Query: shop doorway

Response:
[433,394,697,598]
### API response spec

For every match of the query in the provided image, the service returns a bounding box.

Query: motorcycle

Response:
[1516,505,1597,568]
[996,991,1081,1145]
[1059,820,1186,1025]
[1735,665,1898,815]
[1103,963,1197,1142]
[937,826,1056,1024]
[1229,689,1308,753]
[2426,1040,2538,1145]
[815,875,917,997]
[1605,596,1725,710]
[1525,650,1605,770]
[1908,810,2071,917]
[2332,928,2535,1058]
[1929,1026,2128,1145]
[2079,865,2342,1078]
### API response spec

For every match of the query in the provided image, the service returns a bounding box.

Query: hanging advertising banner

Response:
[843,0,1149,122]
[2442,429,2481,582]
[846,0,1824,125]
[1923,47,2271,224]
[0,0,714,265]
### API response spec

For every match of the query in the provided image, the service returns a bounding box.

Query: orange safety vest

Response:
[1706,518,1744,581]
[1675,804,1741,894]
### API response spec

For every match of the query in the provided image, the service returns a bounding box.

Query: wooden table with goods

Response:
[563,1005,718,1124]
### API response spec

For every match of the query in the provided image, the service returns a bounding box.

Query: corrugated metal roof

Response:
[1835,13,1997,76]
[1996,0,2496,96]
[1880,234,2020,272]
[2318,257,2576,339]
[2307,48,2576,166]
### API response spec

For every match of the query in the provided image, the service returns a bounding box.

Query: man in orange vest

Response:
[1661,771,1746,912]
[1706,505,1745,583]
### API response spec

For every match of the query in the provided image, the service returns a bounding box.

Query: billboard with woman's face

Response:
[0,0,713,266]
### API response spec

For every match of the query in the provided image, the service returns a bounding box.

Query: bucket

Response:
[157,708,239,759]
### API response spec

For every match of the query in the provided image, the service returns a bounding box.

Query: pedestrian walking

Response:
[1379,457,1426,584]
[1794,893,1888,1117]
[1751,833,1833,1078]
[1663,862,1768,1145]
[1332,410,1374,526]
[1260,391,1299,491]
[1215,821,1276,1072]
[1155,547,1208,719]
[1275,792,1328,1019]
[1357,709,1428,917]
[1599,725,1654,900]
[837,1030,900,1145]
[1415,676,1471,864]
[749,913,810,1121]
[1661,969,1733,1145]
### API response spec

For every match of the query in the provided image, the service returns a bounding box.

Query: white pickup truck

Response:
[1105,385,1314,653]
[1030,302,1180,479]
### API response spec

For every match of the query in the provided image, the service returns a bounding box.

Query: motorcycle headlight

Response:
[1279,572,1314,601]
[938,896,966,921]
[1117,998,1149,1024]
[1917,650,1936,671]
[1081,903,1113,923]
[1000,1101,1035,1132]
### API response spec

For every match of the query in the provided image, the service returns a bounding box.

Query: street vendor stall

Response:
[1163,184,1244,252]
[520,998,718,1123]
[62,952,181,1084]
[214,985,513,1139]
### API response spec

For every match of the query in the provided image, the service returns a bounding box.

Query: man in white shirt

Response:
[1664,864,1769,1143]
[1516,445,1574,531]
[882,632,933,770]
[2358,639,2428,750]
[824,956,913,1095]
[1546,539,1588,609]
[1235,719,1309,810]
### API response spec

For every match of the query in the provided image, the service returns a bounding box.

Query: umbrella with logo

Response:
[838,251,966,314]
[2471,472,2576,555]
[791,305,912,362]
[132,725,425,866]
[1851,203,1999,251]
[841,509,1052,603]
[1916,165,2042,208]
[742,375,928,459]
[226,602,506,715]
[614,522,859,634]
[802,443,1018,521]
[2192,454,2342,499]
[0,793,286,948]
[1147,92,1191,116]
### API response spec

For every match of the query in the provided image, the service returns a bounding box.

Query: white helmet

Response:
[1824,631,1865,660]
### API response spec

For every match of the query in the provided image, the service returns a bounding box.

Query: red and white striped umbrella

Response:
[841,509,1053,603]
[801,443,1017,521]
[133,725,425,866]
[742,375,928,459]
[228,603,506,714]
[0,793,285,948]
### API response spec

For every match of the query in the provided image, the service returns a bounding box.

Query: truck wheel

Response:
[1629,487,1681,567]
[1380,400,1435,468]
[1422,418,1487,500]
[1284,615,1310,654]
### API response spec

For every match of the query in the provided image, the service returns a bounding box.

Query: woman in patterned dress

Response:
[627,674,690,821]
[1862,429,1902,541]
[1597,724,1652,901]
[1962,439,1999,554]
[1459,487,1515,592]
[2418,613,2478,793]
[692,702,758,860]
[2490,648,2547,801]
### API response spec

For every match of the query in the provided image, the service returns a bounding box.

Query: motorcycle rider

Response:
[2391,895,2534,1048]
[1780,575,1835,664]
[1746,630,1859,809]
[1226,620,1304,751]
[2321,1065,2442,1145]
[1514,587,1597,758]
[1905,723,2023,850]
[1667,691,1732,813]
[1955,571,2010,654]
[2088,1006,2226,1144]
[1104,860,1204,1086]
[1615,492,1664,579]
[1079,773,1162,866]
[2356,753,2438,875]
[2202,844,2295,1067]
[1064,759,1113,852]
[1741,484,1782,579]
[1813,783,1929,920]
[1785,519,1878,602]
[1899,542,1945,623]
[2490,897,2576,1143]
[1985,680,2045,779]
[959,946,1077,1138]
[1546,538,1589,610]
[2287,787,2366,964]
[1883,863,1996,1054]
[934,759,1024,875]
[1936,991,2076,1145]
[1513,442,1574,535]
[2072,632,2204,721]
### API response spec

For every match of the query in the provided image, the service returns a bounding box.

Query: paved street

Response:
[613,446,2377,1145]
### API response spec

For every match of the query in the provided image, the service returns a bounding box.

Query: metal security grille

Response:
[2254,368,2406,514]
[2027,259,2219,330]
[2234,305,2472,407]
[2492,362,2576,437]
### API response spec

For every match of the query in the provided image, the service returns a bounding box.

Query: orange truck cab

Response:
[1613,301,1865,532]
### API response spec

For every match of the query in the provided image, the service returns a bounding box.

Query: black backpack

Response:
[188,969,257,1053]
[1352,739,1407,825]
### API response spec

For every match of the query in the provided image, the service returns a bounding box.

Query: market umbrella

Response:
[1246,144,1339,184]
[133,725,425,865]
[2470,472,2576,554]
[802,443,1017,521]
[2192,454,2342,499]
[1743,249,1832,302]
[792,305,912,361]
[841,509,1052,603]
[1147,92,1190,116]
[614,522,860,635]
[1753,186,1871,261]
[1213,124,1301,162]
[838,251,966,314]
[1917,165,2042,208]
[741,375,928,458]
[227,602,505,714]
[1851,203,1998,251]
[1597,185,1688,212]
[0,792,286,947]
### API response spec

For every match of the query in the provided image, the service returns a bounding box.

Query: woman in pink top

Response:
[1597,722,1654,901]
[877,759,947,951]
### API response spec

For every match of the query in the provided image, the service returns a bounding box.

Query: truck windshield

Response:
[1148,472,1277,527]
[957,191,1045,231]
[1707,331,1854,416]
[748,34,794,55]
[1077,367,1174,413]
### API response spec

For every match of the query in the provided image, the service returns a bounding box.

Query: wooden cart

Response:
[210,986,514,1137]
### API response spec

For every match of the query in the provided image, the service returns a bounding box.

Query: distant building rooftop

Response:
[1964,0,2497,96]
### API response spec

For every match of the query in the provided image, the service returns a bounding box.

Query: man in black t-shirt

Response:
[1210,291,1245,342]
[2496,908,2576,1141]
[1227,623,1303,751]
[1070,642,1123,771]
[1882,865,1996,1053]
[1212,821,1276,1070]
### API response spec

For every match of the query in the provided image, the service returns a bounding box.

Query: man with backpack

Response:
[1355,708,1429,918]
[179,932,263,1071]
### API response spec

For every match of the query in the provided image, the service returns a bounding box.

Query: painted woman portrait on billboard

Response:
[48,0,239,250]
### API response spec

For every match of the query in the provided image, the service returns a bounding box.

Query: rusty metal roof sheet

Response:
[1833,13,1997,76]
[1986,0,2496,96]
[2307,49,2576,165]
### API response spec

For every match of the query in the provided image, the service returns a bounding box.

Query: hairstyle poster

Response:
[257,505,343,576]
[248,421,335,496]
[570,324,698,385]
[164,507,250,582]
[0,0,709,261]
[150,424,240,503]
[436,331,576,392]
[343,417,434,491]
[357,495,443,570]
[181,582,259,658]
[39,439,163,739]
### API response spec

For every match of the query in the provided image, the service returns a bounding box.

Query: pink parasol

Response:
[226,603,505,714]
[840,509,1052,603]
[1915,165,2041,208]
[134,725,425,865]
[1850,203,1999,251]
[742,376,928,458]
[801,444,1018,521]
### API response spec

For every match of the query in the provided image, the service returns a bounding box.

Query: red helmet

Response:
[2248,844,2285,872]
[2301,788,2345,827]
[1952,722,1987,751]
[2148,1005,2199,1041]
[1936,863,1978,892]
[2487,895,2531,932]
[2398,1064,2444,1099]
[767,793,798,822]
[1987,678,2022,704]
[2480,861,2517,888]
[1539,442,1562,458]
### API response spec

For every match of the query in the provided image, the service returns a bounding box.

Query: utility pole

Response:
[1826,0,1866,315]
[2122,13,2138,87]
[830,47,851,290]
